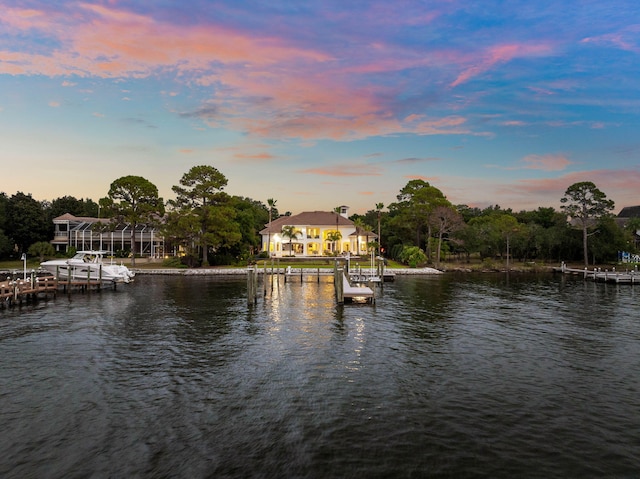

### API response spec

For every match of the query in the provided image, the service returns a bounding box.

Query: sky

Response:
[1,0,639,215]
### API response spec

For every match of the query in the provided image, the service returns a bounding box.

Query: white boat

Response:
[41,251,135,284]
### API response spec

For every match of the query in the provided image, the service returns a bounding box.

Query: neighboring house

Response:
[617,206,640,248]
[259,206,377,257]
[51,213,164,257]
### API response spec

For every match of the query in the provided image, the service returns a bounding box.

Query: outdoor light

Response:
[21,253,27,280]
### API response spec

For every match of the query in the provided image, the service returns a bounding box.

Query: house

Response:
[51,213,164,257]
[260,206,377,257]
[617,206,640,248]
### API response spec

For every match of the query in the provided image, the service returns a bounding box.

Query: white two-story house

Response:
[260,206,377,257]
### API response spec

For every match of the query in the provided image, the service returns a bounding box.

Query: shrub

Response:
[399,246,427,267]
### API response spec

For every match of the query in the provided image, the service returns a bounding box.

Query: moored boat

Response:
[41,251,135,284]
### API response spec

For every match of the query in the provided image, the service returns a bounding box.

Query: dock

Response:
[334,268,375,304]
[553,262,640,284]
[0,275,59,307]
[0,270,121,309]
[342,274,375,302]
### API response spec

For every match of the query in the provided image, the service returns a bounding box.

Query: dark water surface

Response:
[1,273,639,478]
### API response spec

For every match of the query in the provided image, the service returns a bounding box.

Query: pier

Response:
[0,270,122,309]
[554,262,640,284]
[333,266,375,304]
[0,275,59,307]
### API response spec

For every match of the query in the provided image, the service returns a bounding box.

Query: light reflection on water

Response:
[1,273,639,478]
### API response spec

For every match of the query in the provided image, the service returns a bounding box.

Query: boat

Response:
[41,251,135,284]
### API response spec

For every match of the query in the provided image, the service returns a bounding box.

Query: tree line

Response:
[350,179,636,268]
[0,164,636,268]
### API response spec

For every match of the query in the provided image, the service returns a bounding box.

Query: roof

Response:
[53,213,100,222]
[260,211,354,234]
[618,206,640,218]
[349,226,378,239]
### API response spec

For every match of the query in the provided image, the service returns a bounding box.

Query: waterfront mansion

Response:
[260,206,377,257]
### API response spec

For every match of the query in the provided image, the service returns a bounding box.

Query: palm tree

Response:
[267,198,277,256]
[333,206,344,254]
[352,218,373,255]
[281,225,300,256]
[326,231,342,255]
[376,202,384,256]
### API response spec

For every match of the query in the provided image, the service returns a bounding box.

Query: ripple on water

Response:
[1,274,640,477]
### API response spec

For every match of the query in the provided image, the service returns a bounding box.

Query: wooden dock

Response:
[0,275,59,307]
[553,262,640,284]
[0,270,120,308]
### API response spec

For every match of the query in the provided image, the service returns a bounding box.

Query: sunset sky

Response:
[1,1,639,215]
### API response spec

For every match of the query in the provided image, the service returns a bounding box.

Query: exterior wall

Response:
[265,224,337,257]
[52,217,164,258]
[263,223,376,257]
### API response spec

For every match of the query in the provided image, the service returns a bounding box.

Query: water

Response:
[1,273,639,478]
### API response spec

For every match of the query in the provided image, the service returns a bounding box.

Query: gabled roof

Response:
[349,226,378,239]
[260,211,354,234]
[53,213,100,222]
[618,206,640,218]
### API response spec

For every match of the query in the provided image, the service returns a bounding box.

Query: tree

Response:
[267,198,277,256]
[560,181,615,267]
[326,231,342,254]
[623,217,640,250]
[0,193,13,259]
[101,176,164,266]
[399,246,427,268]
[28,241,55,262]
[387,180,450,258]
[494,214,522,270]
[6,192,49,254]
[333,206,343,253]
[170,165,239,265]
[590,216,627,264]
[229,196,270,259]
[376,202,384,255]
[49,196,99,219]
[280,225,300,255]
[162,208,201,266]
[428,205,464,268]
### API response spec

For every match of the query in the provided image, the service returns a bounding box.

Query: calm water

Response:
[1,273,639,478]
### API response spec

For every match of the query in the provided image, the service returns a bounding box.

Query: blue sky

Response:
[1,0,639,214]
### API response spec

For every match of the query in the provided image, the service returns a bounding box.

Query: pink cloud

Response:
[515,169,640,207]
[0,4,531,142]
[233,152,276,162]
[521,154,572,172]
[451,42,553,87]
[298,165,384,177]
[404,174,439,182]
[0,4,332,78]
[582,26,640,53]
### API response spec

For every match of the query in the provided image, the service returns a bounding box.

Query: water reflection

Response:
[1,273,639,477]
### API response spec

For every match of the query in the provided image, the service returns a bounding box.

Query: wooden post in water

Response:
[247,267,257,305]
[334,263,344,304]
[270,258,274,291]
[263,260,267,296]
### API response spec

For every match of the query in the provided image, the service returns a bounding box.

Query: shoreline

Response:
[129,265,559,276]
[0,264,574,278]
[130,266,445,276]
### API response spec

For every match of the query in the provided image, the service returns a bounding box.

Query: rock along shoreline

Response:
[131,267,444,276]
